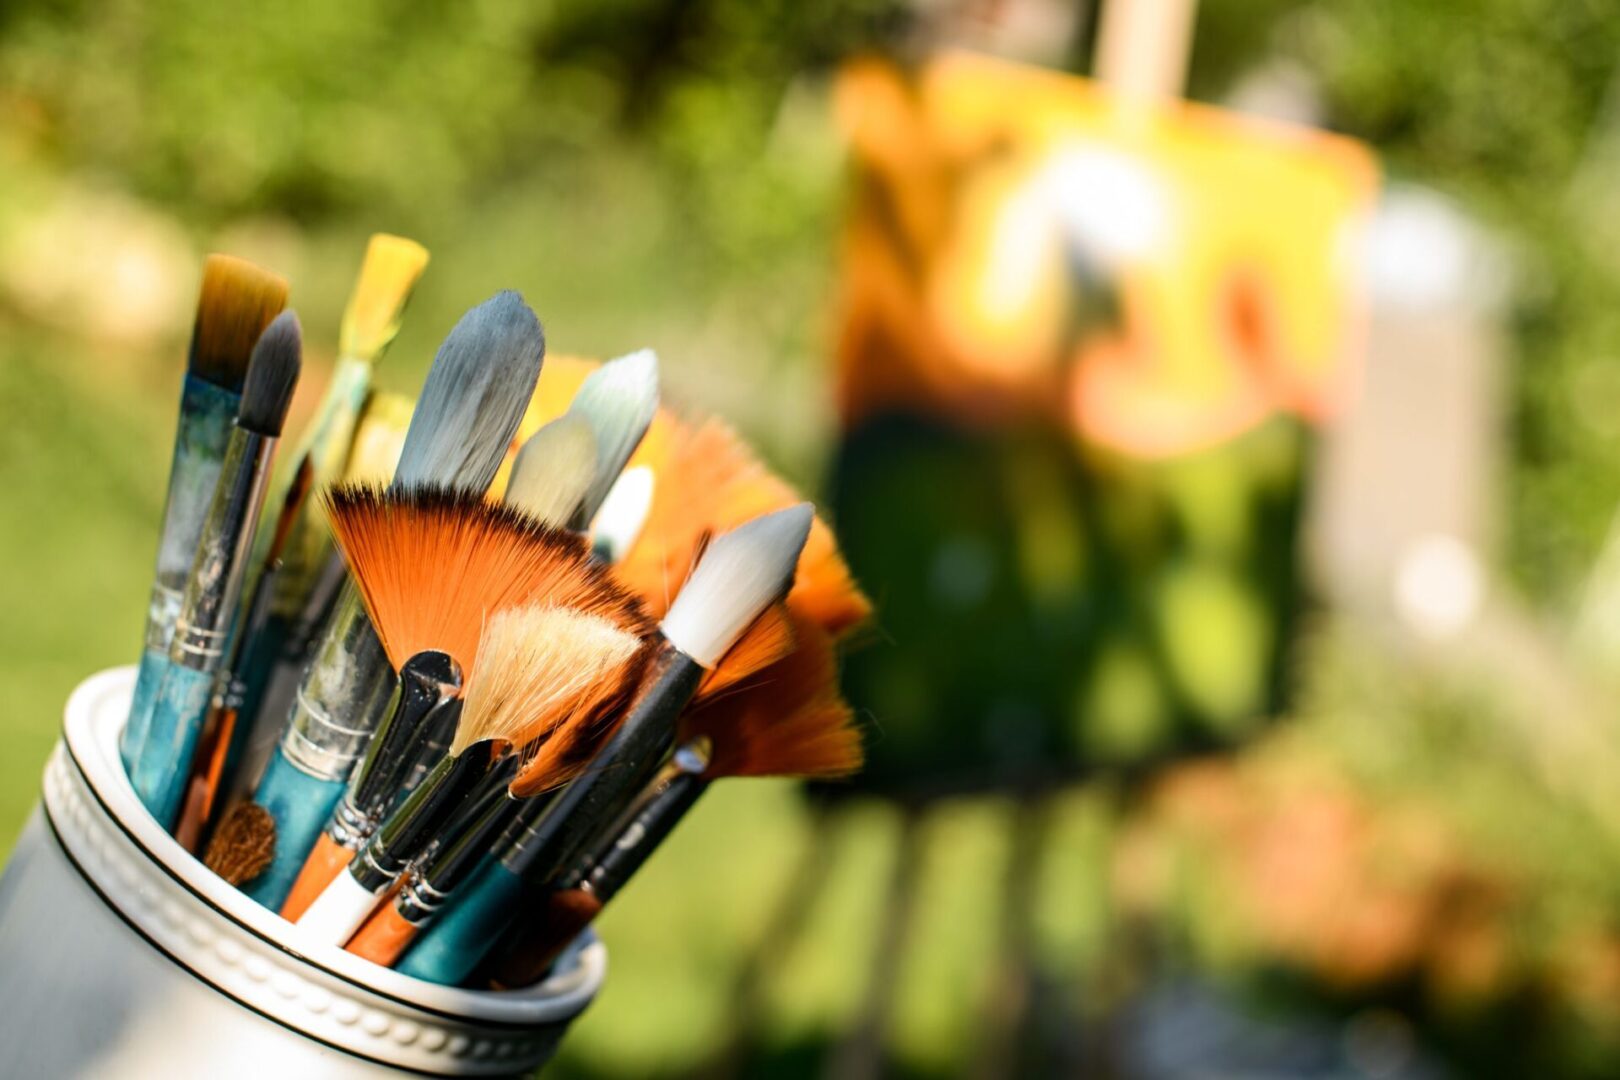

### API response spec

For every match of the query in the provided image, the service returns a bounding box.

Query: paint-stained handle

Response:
[130,664,216,829]
[242,749,348,910]
[119,645,171,771]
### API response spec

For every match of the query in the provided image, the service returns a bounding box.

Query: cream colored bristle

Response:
[339,234,430,361]
[507,415,598,528]
[341,392,414,484]
[453,606,642,754]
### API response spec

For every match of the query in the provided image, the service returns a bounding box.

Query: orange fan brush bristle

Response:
[614,417,871,637]
[680,612,863,780]
[324,483,653,673]
[695,602,796,702]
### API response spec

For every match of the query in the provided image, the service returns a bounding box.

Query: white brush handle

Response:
[296,870,384,947]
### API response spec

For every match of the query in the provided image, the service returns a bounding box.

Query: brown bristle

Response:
[323,484,653,673]
[614,417,872,636]
[455,605,645,758]
[512,644,651,796]
[680,614,863,779]
[189,254,289,392]
[203,802,277,886]
[694,603,796,702]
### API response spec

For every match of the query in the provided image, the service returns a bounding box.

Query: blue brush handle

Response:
[130,664,215,829]
[119,646,171,773]
[242,748,347,911]
[396,858,528,986]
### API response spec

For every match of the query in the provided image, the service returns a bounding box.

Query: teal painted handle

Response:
[242,748,346,911]
[396,859,527,986]
[119,646,171,773]
[130,665,215,829]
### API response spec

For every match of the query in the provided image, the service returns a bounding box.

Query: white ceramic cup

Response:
[0,667,606,1078]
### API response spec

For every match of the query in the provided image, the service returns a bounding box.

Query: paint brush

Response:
[566,349,658,529]
[389,503,813,985]
[232,237,428,738]
[274,484,651,918]
[245,292,544,910]
[173,451,316,853]
[121,255,288,771]
[222,390,416,814]
[489,614,861,986]
[130,311,302,828]
[589,465,654,564]
[297,605,645,946]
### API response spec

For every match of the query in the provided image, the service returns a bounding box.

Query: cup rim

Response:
[62,666,606,1026]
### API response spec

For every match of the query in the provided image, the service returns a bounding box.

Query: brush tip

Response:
[189,254,290,392]
[393,290,546,491]
[238,310,302,436]
[661,503,814,668]
[570,348,659,520]
[508,414,598,528]
[339,233,430,361]
[590,465,655,564]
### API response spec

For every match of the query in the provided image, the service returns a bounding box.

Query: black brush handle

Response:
[502,645,702,886]
[341,650,462,839]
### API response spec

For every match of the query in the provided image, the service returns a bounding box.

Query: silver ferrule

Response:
[170,431,275,674]
[142,583,184,653]
[397,870,451,924]
[328,797,371,850]
[280,584,395,781]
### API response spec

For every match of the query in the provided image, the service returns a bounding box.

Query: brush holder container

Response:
[0,667,605,1077]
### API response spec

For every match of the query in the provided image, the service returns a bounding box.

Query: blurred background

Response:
[5,0,1620,1076]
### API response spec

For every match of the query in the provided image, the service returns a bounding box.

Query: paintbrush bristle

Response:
[238,310,302,436]
[454,605,644,763]
[393,290,545,493]
[682,614,862,779]
[590,465,655,564]
[189,254,289,392]
[203,802,278,886]
[342,392,413,483]
[508,414,598,528]
[568,348,658,523]
[614,417,872,635]
[339,234,430,362]
[661,504,813,668]
[695,602,796,701]
[323,484,652,674]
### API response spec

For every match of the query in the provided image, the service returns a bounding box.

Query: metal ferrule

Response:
[340,650,463,842]
[353,738,506,893]
[399,781,524,924]
[280,585,395,781]
[501,644,703,885]
[170,429,276,675]
[582,739,711,904]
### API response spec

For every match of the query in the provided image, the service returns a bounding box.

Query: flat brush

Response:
[233,237,428,747]
[297,605,644,946]
[489,616,861,986]
[392,503,813,985]
[246,292,544,911]
[121,254,288,771]
[507,414,598,528]
[130,311,302,828]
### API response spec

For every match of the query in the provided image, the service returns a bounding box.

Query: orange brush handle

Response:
[347,903,420,967]
[280,832,356,921]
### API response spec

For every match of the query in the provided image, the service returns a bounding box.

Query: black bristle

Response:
[238,310,303,436]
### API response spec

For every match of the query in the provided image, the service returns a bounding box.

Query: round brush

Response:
[121,254,288,771]
[296,605,646,947]
[389,503,815,986]
[129,312,303,829]
[247,291,545,911]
